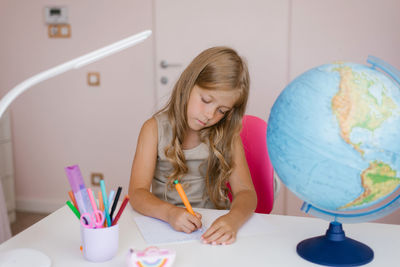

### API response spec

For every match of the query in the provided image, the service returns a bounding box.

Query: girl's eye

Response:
[201,97,211,104]
[218,108,227,115]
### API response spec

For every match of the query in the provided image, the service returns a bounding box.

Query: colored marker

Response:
[87,188,101,225]
[98,191,104,211]
[100,179,112,227]
[66,200,80,219]
[112,195,129,226]
[98,190,106,227]
[68,190,79,212]
[174,180,195,216]
[108,190,115,213]
[110,186,122,220]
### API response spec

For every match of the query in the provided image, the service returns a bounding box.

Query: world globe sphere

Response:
[267,56,400,223]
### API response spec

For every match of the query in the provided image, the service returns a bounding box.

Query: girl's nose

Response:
[204,107,215,120]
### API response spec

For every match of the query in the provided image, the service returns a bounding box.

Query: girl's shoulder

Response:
[142,112,167,131]
[135,117,158,154]
[138,117,158,143]
[140,112,170,149]
[142,117,157,132]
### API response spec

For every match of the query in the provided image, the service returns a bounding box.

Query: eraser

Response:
[126,247,175,267]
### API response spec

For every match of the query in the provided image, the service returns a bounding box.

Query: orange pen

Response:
[174,180,195,216]
[98,191,104,211]
[68,190,79,212]
[98,191,106,227]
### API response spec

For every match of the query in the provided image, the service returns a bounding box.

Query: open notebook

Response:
[134,208,274,245]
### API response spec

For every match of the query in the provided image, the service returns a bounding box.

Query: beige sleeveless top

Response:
[152,112,217,209]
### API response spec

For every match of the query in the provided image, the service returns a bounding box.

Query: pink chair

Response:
[238,115,275,214]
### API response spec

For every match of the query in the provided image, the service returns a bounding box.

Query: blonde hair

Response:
[157,46,250,209]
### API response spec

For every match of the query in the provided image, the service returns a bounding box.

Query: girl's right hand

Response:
[167,206,202,233]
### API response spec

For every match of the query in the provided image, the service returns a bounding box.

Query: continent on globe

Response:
[332,65,397,156]
[331,65,400,209]
[340,161,400,209]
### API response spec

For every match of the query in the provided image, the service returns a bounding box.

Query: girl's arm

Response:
[201,136,257,245]
[128,118,202,233]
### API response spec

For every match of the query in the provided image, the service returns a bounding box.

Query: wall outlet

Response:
[48,24,71,38]
[91,173,104,186]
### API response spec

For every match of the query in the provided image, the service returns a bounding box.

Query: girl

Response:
[128,46,257,245]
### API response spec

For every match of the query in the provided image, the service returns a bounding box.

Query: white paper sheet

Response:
[134,208,274,245]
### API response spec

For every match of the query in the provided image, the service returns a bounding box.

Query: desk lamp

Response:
[0,29,151,266]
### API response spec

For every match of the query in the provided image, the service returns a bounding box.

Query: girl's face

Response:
[186,85,239,131]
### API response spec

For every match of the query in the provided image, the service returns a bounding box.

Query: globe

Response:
[267,56,400,266]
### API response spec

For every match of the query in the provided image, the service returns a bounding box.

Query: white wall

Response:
[1,0,400,224]
[0,1,155,212]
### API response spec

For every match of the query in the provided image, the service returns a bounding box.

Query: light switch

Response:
[44,6,68,24]
[87,72,100,86]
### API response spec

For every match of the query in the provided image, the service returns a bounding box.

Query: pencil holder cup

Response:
[80,224,119,262]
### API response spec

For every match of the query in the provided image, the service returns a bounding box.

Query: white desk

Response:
[1,205,399,266]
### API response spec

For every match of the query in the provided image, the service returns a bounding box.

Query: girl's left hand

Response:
[200,213,239,245]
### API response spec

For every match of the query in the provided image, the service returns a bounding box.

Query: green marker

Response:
[66,200,81,219]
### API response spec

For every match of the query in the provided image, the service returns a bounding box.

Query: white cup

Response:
[80,224,119,262]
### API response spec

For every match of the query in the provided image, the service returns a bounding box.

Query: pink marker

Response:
[87,188,102,227]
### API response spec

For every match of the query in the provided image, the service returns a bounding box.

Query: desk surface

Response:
[1,205,399,266]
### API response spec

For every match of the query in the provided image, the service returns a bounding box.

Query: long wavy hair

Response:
[156,46,250,208]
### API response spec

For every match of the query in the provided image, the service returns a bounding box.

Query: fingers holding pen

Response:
[167,206,202,233]
[194,211,202,221]
[180,211,202,233]
[183,216,202,233]
[190,211,202,228]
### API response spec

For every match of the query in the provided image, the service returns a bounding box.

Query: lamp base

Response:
[296,222,373,266]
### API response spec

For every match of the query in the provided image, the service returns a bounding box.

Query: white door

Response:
[154,0,290,214]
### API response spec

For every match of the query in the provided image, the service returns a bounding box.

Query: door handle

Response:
[160,60,182,69]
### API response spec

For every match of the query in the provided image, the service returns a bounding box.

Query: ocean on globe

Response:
[267,60,400,220]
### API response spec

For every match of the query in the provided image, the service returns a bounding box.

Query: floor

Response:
[10,211,49,236]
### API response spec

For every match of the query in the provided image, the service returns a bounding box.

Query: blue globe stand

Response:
[296,222,374,266]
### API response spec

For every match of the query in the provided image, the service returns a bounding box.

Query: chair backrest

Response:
[240,115,274,214]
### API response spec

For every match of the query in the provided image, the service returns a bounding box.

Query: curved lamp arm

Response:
[0,29,151,119]
[0,30,151,243]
